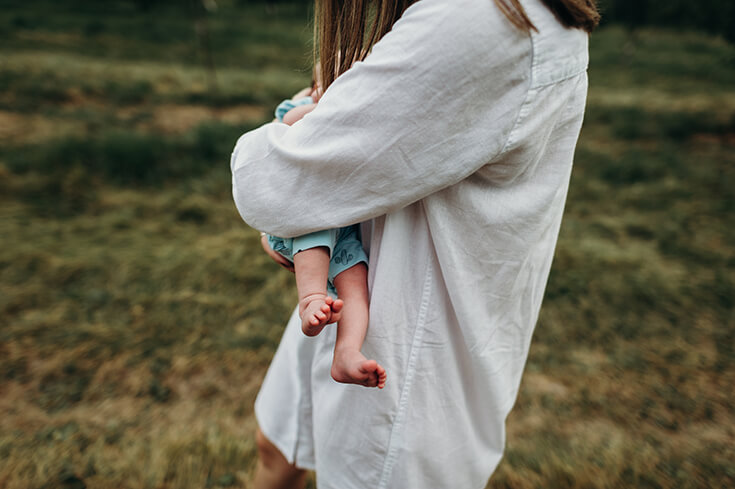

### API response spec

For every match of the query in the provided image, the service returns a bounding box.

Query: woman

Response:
[231,0,599,487]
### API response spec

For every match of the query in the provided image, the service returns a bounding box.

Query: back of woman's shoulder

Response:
[401,0,521,33]
[392,0,530,60]
[521,0,589,87]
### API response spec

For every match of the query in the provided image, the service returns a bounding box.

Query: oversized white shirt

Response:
[231,0,589,487]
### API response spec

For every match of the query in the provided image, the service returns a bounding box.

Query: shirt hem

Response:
[255,397,317,471]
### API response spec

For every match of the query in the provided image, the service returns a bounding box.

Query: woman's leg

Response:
[253,428,307,489]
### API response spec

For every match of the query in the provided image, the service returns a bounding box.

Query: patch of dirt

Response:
[16,30,83,47]
[138,104,267,134]
[588,89,735,114]
[522,372,570,398]
[691,132,735,146]
[0,103,268,146]
[0,110,81,145]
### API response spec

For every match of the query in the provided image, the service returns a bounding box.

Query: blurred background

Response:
[0,1,732,488]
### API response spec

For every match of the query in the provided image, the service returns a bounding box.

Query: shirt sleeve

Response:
[231,0,531,238]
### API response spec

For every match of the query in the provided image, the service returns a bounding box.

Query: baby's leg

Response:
[331,263,387,389]
[293,247,343,336]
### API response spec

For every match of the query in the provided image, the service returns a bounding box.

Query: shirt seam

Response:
[533,64,588,89]
[496,33,534,159]
[376,256,434,489]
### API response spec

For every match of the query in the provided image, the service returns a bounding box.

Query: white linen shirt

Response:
[231,0,589,487]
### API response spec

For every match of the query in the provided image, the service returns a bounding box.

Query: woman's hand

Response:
[260,234,295,273]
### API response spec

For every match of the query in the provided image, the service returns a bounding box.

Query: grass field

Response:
[1,1,733,488]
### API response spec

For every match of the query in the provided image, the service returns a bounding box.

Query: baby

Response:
[262,84,386,389]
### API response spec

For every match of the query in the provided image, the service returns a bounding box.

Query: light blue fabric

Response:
[275,96,315,122]
[268,226,367,295]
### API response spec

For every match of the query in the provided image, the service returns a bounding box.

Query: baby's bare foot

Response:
[300,295,344,337]
[331,350,387,389]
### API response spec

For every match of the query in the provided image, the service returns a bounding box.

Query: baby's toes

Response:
[302,313,327,336]
[330,304,343,323]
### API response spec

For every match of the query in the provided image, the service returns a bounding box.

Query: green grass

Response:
[0,2,733,488]
[3,122,250,187]
[0,0,314,68]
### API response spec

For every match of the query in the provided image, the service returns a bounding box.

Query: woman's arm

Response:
[260,234,294,272]
[232,0,531,238]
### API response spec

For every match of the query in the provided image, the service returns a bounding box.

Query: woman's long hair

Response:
[314,0,600,90]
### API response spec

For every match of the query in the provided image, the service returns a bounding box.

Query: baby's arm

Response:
[281,81,322,126]
[282,103,318,126]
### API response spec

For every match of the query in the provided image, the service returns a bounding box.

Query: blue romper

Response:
[267,97,368,295]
